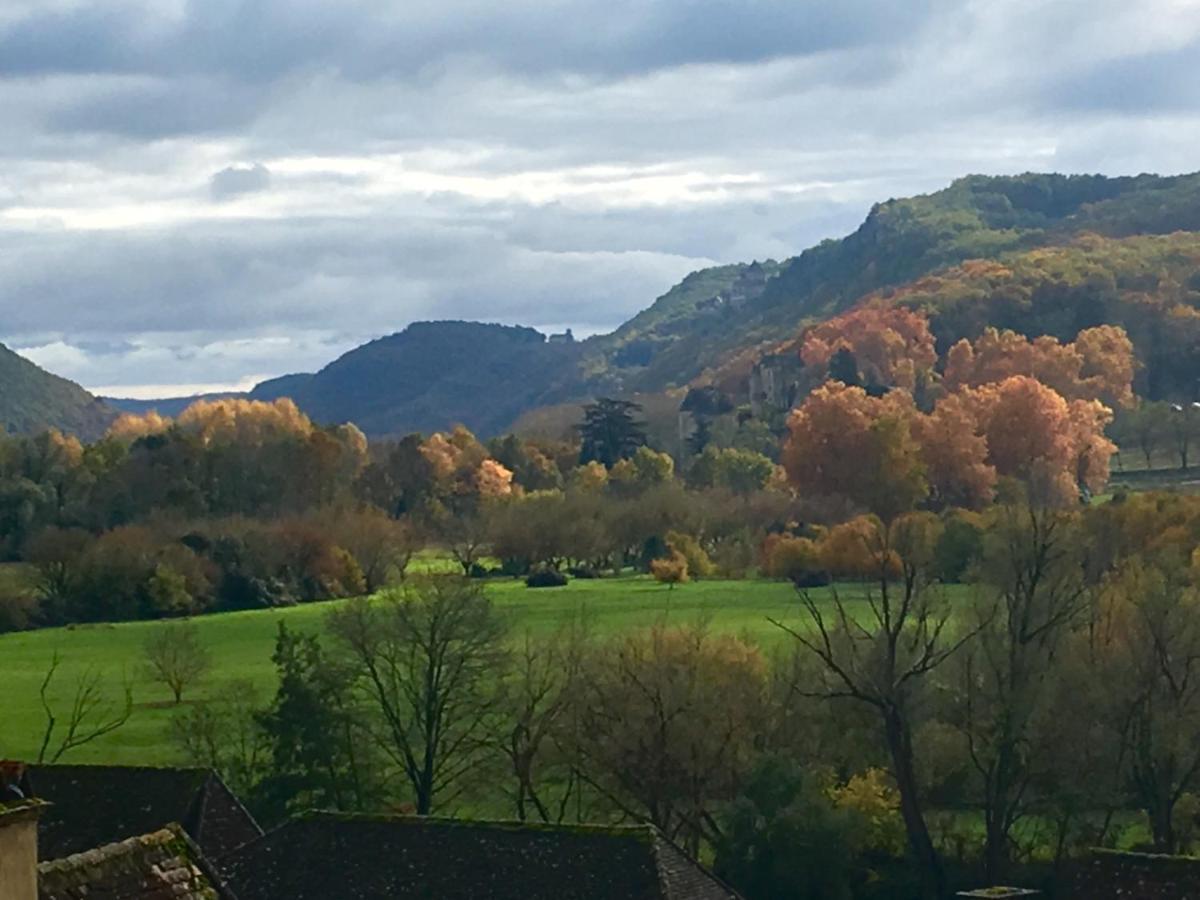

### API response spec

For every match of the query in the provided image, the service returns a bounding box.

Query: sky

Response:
[3,1,1200,398]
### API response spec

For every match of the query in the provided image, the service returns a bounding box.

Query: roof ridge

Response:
[31,762,210,774]
[38,824,183,873]
[299,810,659,837]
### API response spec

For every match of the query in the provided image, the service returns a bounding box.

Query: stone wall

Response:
[1072,848,1200,899]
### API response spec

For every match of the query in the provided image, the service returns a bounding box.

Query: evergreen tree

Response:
[579,398,647,467]
[252,623,370,822]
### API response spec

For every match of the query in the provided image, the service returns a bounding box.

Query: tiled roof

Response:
[220,813,741,900]
[1071,848,1200,899]
[27,765,261,861]
[37,824,235,900]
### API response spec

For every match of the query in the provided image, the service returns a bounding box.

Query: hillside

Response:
[0,343,114,440]
[11,171,1200,440]
[248,321,587,437]
[585,171,1200,394]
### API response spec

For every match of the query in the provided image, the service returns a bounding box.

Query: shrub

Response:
[665,530,715,579]
[650,552,689,589]
[526,568,569,588]
[0,592,36,633]
[764,535,830,587]
[567,565,600,579]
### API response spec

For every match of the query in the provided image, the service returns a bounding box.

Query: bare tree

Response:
[37,652,133,763]
[496,624,592,823]
[142,621,211,704]
[772,513,976,900]
[954,503,1090,883]
[169,678,268,798]
[1088,558,1200,853]
[327,576,507,814]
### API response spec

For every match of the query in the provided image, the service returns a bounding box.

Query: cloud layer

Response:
[3,0,1200,395]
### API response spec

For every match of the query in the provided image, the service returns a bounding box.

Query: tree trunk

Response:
[884,706,945,899]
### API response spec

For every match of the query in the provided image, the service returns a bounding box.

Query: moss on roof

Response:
[38,824,230,900]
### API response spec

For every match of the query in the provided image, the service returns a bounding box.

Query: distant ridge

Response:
[0,343,115,440]
[9,170,1200,439]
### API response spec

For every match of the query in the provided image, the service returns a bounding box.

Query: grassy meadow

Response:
[0,571,842,766]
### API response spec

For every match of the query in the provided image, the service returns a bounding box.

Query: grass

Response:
[0,573,828,766]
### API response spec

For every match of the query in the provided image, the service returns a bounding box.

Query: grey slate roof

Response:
[37,824,235,900]
[220,813,742,900]
[27,764,261,862]
[1071,847,1200,899]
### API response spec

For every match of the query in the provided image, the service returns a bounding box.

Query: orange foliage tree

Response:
[960,375,1115,504]
[781,383,928,521]
[800,305,937,391]
[944,325,1134,408]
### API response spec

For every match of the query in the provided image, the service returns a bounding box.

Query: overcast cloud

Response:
[3,0,1200,397]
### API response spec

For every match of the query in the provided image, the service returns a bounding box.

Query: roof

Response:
[0,798,48,826]
[27,764,261,861]
[1071,848,1200,899]
[220,813,742,900]
[37,824,235,900]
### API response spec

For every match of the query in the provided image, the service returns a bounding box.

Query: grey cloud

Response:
[0,1,943,85]
[1046,40,1200,113]
[210,163,272,200]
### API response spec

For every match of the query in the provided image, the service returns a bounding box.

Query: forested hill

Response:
[0,343,114,440]
[583,171,1200,394]
[17,170,1200,438]
[247,321,588,438]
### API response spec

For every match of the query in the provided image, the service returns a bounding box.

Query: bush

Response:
[567,565,600,579]
[0,593,37,633]
[764,535,830,587]
[665,530,715,579]
[526,568,568,588]
[650,552,689,589]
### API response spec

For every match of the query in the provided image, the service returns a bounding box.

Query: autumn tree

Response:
[800,305,937,392]
[962,375,1115,505]
[782,383,927,521]
[943,325,1134,408]
[650,551,689,589]
[570,623,767,853]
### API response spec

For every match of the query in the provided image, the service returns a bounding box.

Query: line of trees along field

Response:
[7,303,1200,897]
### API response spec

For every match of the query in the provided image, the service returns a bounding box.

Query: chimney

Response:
[0,762,45,900]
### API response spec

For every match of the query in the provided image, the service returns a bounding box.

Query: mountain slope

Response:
[249,321,586,437]
[0,343,115,440]
[588,171,1200,393]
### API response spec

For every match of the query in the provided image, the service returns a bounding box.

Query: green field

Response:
[0,574,828,766]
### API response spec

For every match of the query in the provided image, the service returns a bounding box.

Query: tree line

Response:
[150,486,1200,898]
